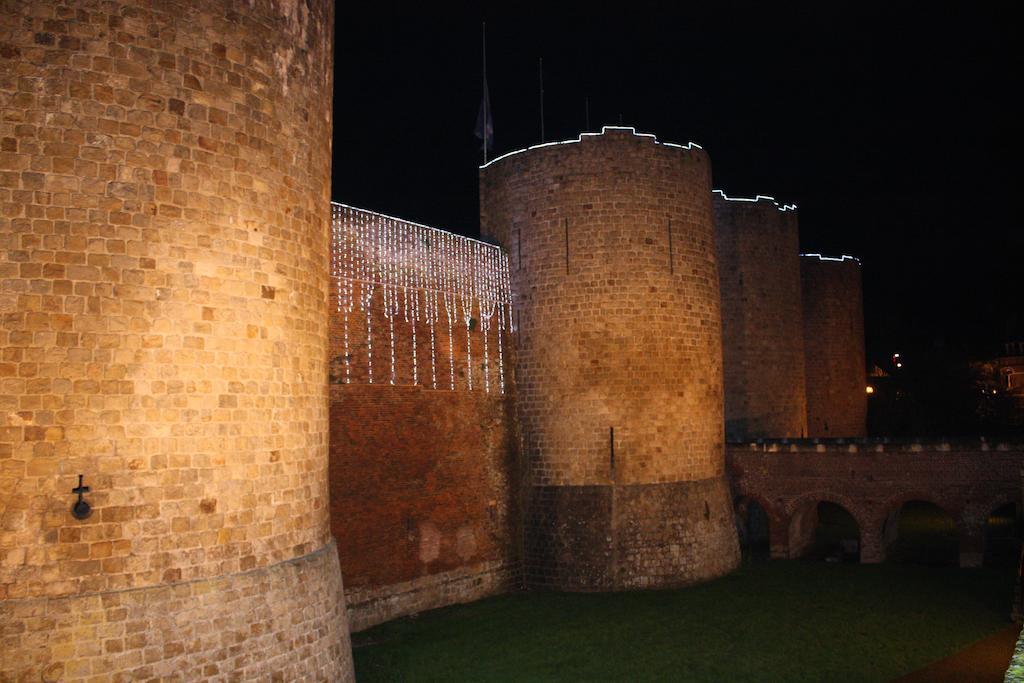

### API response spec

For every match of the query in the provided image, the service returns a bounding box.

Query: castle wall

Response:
[801,255,867,437]
[714,193,807,439]
[0,1,353,679]
[479,128,740,590]
[328,206,520,630]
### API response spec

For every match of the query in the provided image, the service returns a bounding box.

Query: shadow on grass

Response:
[352,559,1016,682]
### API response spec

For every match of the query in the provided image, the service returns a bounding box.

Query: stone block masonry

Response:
[480,127,740,589]
[801,255,867,437]
[0,0,353,679]
[714,192,807,440]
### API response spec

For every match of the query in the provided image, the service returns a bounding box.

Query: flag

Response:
[475,79,493,153]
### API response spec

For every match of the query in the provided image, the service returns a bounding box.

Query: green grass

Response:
[352,559,1016,682]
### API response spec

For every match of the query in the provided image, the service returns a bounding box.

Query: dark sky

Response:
[332,2,1021,362]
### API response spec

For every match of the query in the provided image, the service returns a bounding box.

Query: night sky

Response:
[332,2,1021,364]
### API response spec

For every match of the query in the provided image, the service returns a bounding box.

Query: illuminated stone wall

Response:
[714,192,807,439]
[327,206,520,630]
[479,127,740,590]
[0,0,353,679]
[801,255,867,437]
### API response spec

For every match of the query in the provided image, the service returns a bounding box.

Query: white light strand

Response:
[712,189,797,212]
[330,202,512,392]
[799,252,862,264]
[480,125,703,169]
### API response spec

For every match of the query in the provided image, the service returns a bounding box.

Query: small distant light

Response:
[866,386,875,394]
[894,353,900,358]
[895,362,903,368]
[992,389,998,394]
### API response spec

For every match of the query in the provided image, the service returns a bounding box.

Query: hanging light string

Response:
[330,203,511,393]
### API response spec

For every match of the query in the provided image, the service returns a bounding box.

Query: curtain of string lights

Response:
[331,204,514,394]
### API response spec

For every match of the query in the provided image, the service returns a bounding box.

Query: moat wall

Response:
[479,128,740,590]
[714,192,807,440]
[801,255,867,437]
[0,0,352,679]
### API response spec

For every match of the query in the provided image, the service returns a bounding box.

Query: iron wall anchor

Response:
[71,474,91,520]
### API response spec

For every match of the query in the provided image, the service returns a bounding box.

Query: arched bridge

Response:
[727,439,1024,566]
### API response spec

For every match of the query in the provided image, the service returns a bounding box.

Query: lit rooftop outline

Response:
[800,253,862,265]
[713,189,797,212]
[479,125,703,169]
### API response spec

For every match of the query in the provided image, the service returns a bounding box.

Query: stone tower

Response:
[479,127,740,591]
[713,191,808,440]
[801,254,867,437]
[0,1,354,679]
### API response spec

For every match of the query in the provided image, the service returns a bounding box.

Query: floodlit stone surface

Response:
[480,128,740,589]
[714,195,808,439]
[801,256,867,437]
[0,0,353,678]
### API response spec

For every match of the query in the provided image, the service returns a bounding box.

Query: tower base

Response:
[525,476,740,591]
[0,541,353,682]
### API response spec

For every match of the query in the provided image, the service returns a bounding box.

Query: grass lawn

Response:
[352,558,1016,682]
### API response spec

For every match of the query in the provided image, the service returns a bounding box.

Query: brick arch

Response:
[733,493,790,559]
[784,492,870,561]
[875,492,963,535]
[876,493,962,566]
[734,492,780,523]
[980,497,1019,520]
[784,491,871,532]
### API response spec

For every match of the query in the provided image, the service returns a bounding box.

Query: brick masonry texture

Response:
[526,477,739,590]
[728,439,1024,566]
[1,540,351,681]
[801,257,867,436]
[329,384,520,631]
[714,196,807,439]
[328,262,520,629]
[480,129,740,589]
[0,0,353,679]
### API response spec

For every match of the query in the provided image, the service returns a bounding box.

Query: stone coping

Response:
[727,437,1024,453]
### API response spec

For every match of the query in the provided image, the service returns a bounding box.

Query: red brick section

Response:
[329,385,519,630]
[801,256,867,436]
[0,0,352,679]
[727,439,1024,566]
[480,128,740,590]
[714,196,807,439]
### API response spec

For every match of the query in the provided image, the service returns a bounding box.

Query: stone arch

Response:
[957,497,1019,568]
[878,494,960,566]
[734,493,778,558]
[982,499,1020,567]
[785,492,869,562]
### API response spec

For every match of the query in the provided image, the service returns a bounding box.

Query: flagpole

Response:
[482,22,488,165]
[539,57,545,143]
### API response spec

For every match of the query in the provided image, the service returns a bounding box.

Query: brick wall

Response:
[727,438,1024,565]
[801,256,867,436]
[329,384,519,630]
[0,0,352,679]
[327,211,519,630]
[714,194,807,439]
[480,128,740,589]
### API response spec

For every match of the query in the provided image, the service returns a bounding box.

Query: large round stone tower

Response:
[479,127,740,591]
[714,191,808,440]
[800,254,867,437]
[0,1,353,679]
